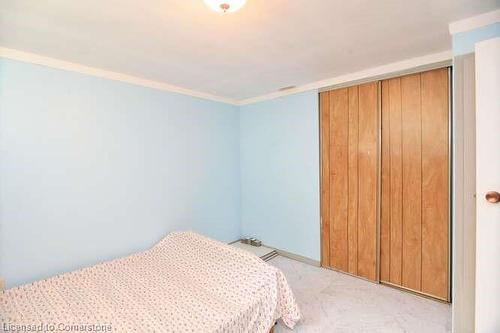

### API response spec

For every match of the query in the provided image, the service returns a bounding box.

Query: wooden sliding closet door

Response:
[380,68,450,300]
[320,82,379,281]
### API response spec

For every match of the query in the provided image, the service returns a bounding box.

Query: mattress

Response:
[0,231,301,332]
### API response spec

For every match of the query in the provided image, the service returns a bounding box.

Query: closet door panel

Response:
[380,68,450,300]
[401,75,423,291]
[421,68,449,299]
[320,91,331,267]
[347,86,359,275]
[329,89,349,272]
[357,82,379,281]
[320,84,379,282]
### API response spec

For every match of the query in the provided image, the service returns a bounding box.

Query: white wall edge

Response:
[237,50,452,105]
[449,9,500,35]
[0,47,239,106]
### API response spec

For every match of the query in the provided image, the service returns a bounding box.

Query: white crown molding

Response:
[0,47,239,105]
[237,50,452,105]
[0,47,453,107]
[449,9,500,35]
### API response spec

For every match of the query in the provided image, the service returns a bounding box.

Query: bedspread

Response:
[1,231,300,332]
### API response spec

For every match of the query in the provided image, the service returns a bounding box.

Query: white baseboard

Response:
[272,248,321,267]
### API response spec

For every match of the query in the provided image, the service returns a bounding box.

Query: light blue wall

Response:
[239,91,320,261]
[1,57,322,287]
[0,58,241,288]
[452,22,500,55]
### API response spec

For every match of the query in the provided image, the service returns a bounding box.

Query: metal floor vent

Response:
[230,240,278,262]
[260,250,279,262]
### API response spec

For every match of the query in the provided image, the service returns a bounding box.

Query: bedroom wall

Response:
[0,58,241,288]
[239,91,320,261]
[452,22,500,55]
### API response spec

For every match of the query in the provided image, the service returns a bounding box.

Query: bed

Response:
[0,231,301,332]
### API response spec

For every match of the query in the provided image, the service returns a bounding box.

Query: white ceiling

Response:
[0,0,498,101]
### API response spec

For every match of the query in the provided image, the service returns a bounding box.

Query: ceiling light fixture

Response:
[204,0,247,13]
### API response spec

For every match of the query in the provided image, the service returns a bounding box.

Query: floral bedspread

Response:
[1,231,300,332]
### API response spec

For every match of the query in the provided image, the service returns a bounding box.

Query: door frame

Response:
[451,53,476,332]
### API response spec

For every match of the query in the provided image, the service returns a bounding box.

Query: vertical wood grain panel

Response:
[347,86,359,275]
[421,68,449,300]
[357,82,378,281]
[401,74,422,291]
[380,81,391,282]
[321,84,378,281]
[381,68,450,300]
[320,91,331,268]
[388,78,403,285]
[329,89,349,271]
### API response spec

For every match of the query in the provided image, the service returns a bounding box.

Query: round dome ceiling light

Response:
[204,0,247,13]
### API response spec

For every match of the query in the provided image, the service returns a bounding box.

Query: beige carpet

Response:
[269,256,451,333]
